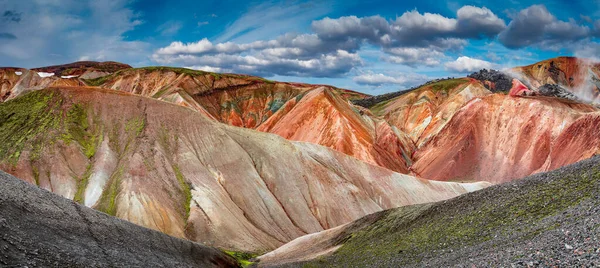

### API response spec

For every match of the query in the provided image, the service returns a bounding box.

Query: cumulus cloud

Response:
[445,56,495,73]
[353,72,430,87]
[312,5,505,48]
[498,5,591,49]
[153,5,506,76]
[154,49,362,77]
[383,47,446,67]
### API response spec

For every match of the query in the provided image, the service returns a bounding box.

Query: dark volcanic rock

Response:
[0,171,239,268]
[468,69,512,92]
[538,83,580,101]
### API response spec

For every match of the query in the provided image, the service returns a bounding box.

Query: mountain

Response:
[0,170,238,267]
[368,78,491,148]
[0,86,487,252]
[256,87,414,173]
[360,61,600,183]
[258,155,600,267]
[511,56,600,103]
[82,66,367,128]
[411,89,599,183]
[0,61,131,102]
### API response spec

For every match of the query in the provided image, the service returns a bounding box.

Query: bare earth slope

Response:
[257,87,414,173]
[260,156,600,267]
[0,170,238,268]
[0,87,487,252]
[371,78,492,147]
[411,93,599,183]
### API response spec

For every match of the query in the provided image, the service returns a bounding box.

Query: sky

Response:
[2,0,600,94]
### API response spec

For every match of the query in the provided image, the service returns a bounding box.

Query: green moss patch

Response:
[62,104,102,159]
[224,251,259,267]
[0,90,62,165]
[96,166,124,216]
[429,78,469,93]
[172,165,192,221]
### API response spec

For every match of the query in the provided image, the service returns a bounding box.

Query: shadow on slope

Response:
[0,170,239,267]
[262,156,600,267]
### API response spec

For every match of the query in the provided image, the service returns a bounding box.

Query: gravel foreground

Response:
[0,171,239,268]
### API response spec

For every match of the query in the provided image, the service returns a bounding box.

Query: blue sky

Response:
[1,0,600,94]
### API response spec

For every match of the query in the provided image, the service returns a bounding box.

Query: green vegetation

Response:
[429,78,469,93]
[267,99,286,112]
[224,251,259,268]
[138,66,208,76]
[63,104,102,159]
[303,164,600,266]
[96,166,124,216]
[125,116,146,137]
[172,165,192,221]
[83,75,112,86]
[0,90,62,165]
[73,163,94,204]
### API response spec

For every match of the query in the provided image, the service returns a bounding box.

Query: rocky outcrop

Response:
[0,170,238,268]
[0,87,488,252]
[468,69,513,92]
[259,156,600,267]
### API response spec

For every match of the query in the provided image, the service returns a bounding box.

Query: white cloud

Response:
[353,72,430,86]
[384,47,446,67]
[185,65,228,73]
[215,1,331,43]
[445,56,495,73]
[157,21,183,36]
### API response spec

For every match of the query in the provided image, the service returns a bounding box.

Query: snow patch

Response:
[37,72,55,78]
[61,75,78,79]
[15,71,22,76]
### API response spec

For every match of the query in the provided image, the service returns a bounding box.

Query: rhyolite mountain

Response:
[1,57,600,266]
[0,86,487,252]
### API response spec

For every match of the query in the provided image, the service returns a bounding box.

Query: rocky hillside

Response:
[0,87,487,252]
[0,170,238,267]
[259,155,600,267]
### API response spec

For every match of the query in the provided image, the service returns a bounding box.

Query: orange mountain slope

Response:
[0,87,488,252]
[257,87,415,173]
[370,78,492,147]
